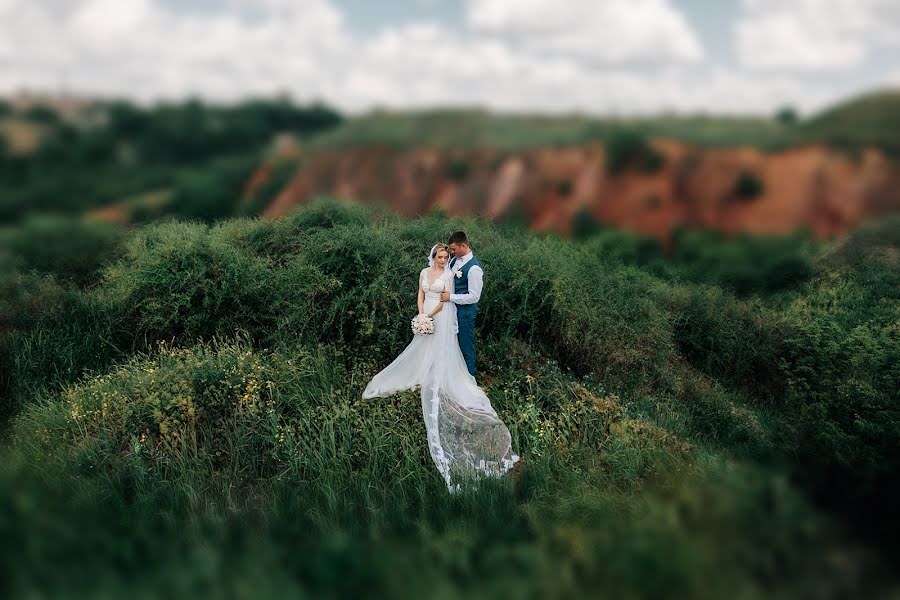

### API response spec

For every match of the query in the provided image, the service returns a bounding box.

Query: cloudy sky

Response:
[1,0,899,115]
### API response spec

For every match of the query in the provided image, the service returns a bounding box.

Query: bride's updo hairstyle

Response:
[431,243,450,258]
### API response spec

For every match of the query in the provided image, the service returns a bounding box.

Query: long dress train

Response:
[362,267,519,493]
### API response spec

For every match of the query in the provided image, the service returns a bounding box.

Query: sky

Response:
[1,0,899,116]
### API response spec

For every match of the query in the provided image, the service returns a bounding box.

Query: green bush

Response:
[170,156,258,221]
[0,215,127,286]
[733,170,765,200]
[664,229,815,295]
[773,291,900,538]
[670,286,783,402]
[571,207,604,240]
[447,157,470,181]
[775,106,799,126]
[22,105,59,124]
[605,130,666,175]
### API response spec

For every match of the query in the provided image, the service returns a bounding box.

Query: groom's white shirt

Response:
[449,251,483,305]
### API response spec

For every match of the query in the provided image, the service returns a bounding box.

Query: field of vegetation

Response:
[0,198,897,598]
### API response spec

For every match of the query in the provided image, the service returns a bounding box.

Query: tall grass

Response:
[3,338,864,598]
[1,200,897,597]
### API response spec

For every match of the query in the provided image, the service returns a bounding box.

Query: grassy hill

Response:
[799,89,900,154]
[0,199,897,597]
[307,108,790,151]
[308,88,900,154]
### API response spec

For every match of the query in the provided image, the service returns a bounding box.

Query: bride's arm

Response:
[427,299,443,318]
[418,285,425,315]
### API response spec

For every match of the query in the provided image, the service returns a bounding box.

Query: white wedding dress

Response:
[362,264,520,493]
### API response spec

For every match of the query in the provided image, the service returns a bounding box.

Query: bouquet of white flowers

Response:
[411,314,435,335]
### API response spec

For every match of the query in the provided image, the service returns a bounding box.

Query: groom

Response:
[441,231,482,377]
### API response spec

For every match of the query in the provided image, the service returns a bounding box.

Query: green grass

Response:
[303,88,900,157]
[1,199,898,597]
[800,89,900,155]
[2,338,866,598]
[306,108,793,151]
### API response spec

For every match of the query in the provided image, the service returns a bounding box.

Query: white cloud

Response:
[737,0,900,71]
[339,21,836,115]
[0,0,867,115]
[0,0,350,101]
[466,0,704,64]
[69,0,154,42]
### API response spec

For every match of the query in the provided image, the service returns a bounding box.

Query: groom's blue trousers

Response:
[456,304,478,376]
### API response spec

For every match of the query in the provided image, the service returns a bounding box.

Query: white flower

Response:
[411,314,435,335]
[454,270,463,278]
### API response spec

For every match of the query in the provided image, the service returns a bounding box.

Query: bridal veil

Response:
[362,248,519,493]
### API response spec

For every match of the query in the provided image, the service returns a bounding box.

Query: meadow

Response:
[0,199,897,598]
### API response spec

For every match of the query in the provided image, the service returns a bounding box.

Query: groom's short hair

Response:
[448,231,468,246]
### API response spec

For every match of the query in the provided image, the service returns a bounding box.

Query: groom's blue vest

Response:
[451,255,481,311]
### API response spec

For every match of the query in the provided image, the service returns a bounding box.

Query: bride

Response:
[362,243,520,493]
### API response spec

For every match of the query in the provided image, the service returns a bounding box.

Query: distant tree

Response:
[172,156,257,221]
[775,106,799,125]
[605,130,665,175]
[733,170,765,200]
[765,255,813,292]
[23,105,59,124]
[106,101,150,137]
[447,157,470,181]
[496,198,529,231]
[640,150,665,173]
[572,207,604,240]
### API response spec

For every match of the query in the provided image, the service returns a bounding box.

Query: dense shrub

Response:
[605,130,666,175]
[666,229,816,295]
[447,157,470,181]
[22,105,59,124]
[733,170,765,200]
[669,286,783,402]
[775,106,799,126]
[771,248,900,539]
[0,215,127,286]
[571,207,604,240]
[170,156,259,221]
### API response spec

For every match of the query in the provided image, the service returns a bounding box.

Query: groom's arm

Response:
[450,266,483,304]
